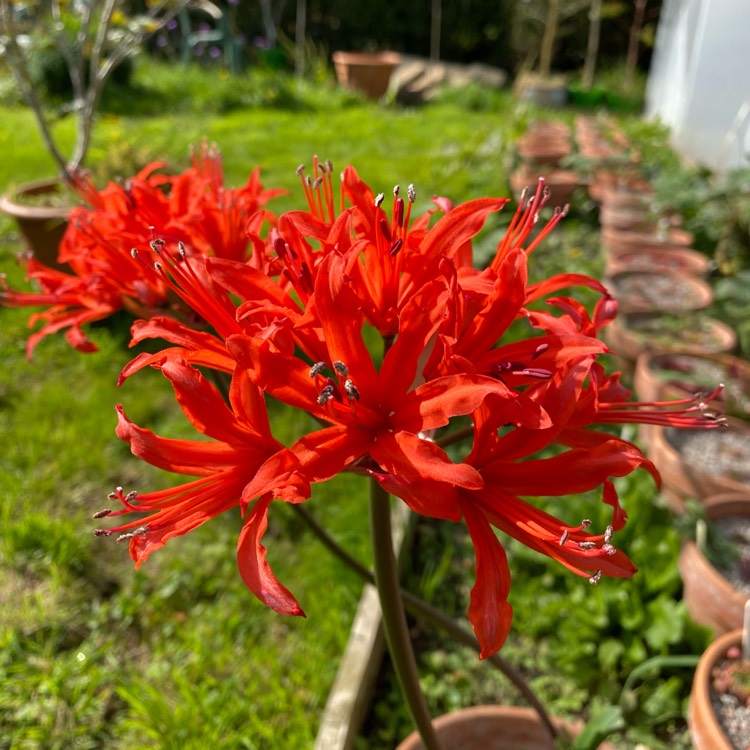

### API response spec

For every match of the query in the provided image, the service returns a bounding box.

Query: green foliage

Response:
[710,269,750,357]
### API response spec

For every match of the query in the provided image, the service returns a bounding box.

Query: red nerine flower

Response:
[226,251,550,505]
[95,357,305,616]
[86,160,725,662]
[1,149,282,356]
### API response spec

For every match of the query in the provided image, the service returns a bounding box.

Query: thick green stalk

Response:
[369,479,442,749]
[291,503,558,741]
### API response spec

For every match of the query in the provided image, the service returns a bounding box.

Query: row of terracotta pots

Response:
[511,121,583,206]
[576,119,750,749]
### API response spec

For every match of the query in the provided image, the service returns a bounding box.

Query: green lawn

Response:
[0,59,720,749]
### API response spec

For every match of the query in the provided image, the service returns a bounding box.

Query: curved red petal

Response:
[115,404,243,475]
[371,430,483,489]
[458,495,513,659]
[158,358,255,445]
[237,495,306,616]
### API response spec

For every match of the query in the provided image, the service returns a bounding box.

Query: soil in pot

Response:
[648,422,750,511]
[711,646,750,749]
[606,271,713,314]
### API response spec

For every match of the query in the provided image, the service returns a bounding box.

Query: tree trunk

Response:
[539,0,561,77]
[625,0,647,91]
[295,0,306,77]
[582,0,601,90]
[430,0,441,61]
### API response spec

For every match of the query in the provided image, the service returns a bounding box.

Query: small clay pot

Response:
[679,493,750,634]
[605,247,711,277]
[605,270,713,315]
[633,349,750,449]
[605,312,736,361]
[332,51,401,99]
[0,178,73,270]
[396,705,617,750]
[646,420,750,512]
[689,628,741,750]
[601,226,694,258]
[510,166,582,207]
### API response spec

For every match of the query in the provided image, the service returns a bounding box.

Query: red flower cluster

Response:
[92,160,722,658]
[0,142,283,357]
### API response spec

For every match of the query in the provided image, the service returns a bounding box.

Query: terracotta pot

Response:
[603,313,736,382]
[0,178,73,269]
[606,270,713,315]
[634,350,750,418]
[516,134,571,167]
[601,226,694,258]
[647,420,750,512]
[396,705,617,750]
[599,203,660,232]
[680,493,750,635]
[689,628,741,750]
[528,120,570,138]
[605,312,736,361]
[604,247,711,277]
[510,167,582,207]
[633,350,750,449]
[332,51,401,99]
[598,180,655,210]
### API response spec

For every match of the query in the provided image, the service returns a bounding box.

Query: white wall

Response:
[646,0,750,172]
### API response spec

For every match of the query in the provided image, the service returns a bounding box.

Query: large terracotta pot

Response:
[396,705,617,750]
[604,312,737,367]
[332,51,400,99]
[634,350,750,419]
[633,349,750,450]
[606,270,713,315]
[0,178,73,269]
[647,420,750,512]
[679,493,750,634]
[689,628,741,750]
[510,166,582,207]
[516,136,571,168]
[604,247,711,277]
[601,226,694,259]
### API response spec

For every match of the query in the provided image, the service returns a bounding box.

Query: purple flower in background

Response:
[166,18,178,30]
[209,46,222,59]
[156,33,168,48]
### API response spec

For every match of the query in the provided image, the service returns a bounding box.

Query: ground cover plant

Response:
[0,57,718,748]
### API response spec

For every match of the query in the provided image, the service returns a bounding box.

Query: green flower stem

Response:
[369,478,443,749]
[291,503,558,742]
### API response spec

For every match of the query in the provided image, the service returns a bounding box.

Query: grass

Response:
[0,56,727,748]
